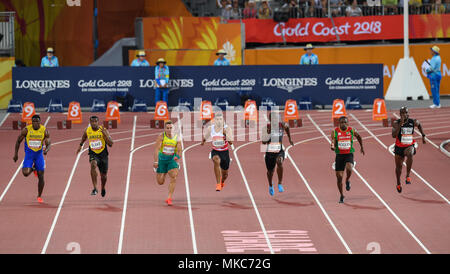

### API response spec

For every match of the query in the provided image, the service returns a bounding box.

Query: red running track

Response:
[0,109,448,254]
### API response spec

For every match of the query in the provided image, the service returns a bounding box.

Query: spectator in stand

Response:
[287,0,299,18]
[155,58,170,105]
[258,0,273,19]
[409,0,422,14]
[330,0,344,16]
[243,0,258,18]
[41,47,59,67]
[130,51,150,67]
[230,0,242,19]
[422,0,432,13]
[366,0,382,15]
[214,49,231,66]
[300,44,319,65]
[446,0,450,13]
[305,2,316,17]
[382,0,398,14]
[218,0,233,21]
[346,0,363,16]
[432,0,446,13]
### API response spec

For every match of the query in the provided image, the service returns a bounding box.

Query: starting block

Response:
[57,120,72,130]
[12,120,27,130]
[284,99,302,127]
[150,119,165,129]
[103,120,118,129]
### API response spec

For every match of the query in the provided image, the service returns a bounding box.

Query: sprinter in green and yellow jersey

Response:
[153,120,182,206]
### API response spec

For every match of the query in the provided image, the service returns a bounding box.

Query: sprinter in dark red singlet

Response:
[331,116,365,203]
[392,107,426,193]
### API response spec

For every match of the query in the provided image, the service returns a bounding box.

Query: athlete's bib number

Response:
[268,142,281,153]
[28,139,42,149]
[89,139,103,150]
[338,140,351,150]
[401,135,413,145]
[162,145,175,155]
[212,136,225,148]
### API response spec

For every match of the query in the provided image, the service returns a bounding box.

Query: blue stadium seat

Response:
[177,98,192,111]
[46,98,64,112]
[260,97,276,109]
[214,97,229,111]
[7,99,22,113]
[131,98,147,112]
[91,99,106,112]
[298,97,313,110]
[345,97,362,110]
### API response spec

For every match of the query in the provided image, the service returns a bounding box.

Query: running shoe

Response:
[91,188,98,195]
[405,177,411,185]
[396,184,402,193]
[101,189,106,197]
[216,183,222,191]
[278,184,284,193]
[269,186,274,196]
[339,195,344,203]
[346,181,351,191]
[37,197,43,203]
[165,198,173,206]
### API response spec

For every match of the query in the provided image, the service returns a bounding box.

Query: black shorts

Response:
[210,149,230,170]
[394,145,416,157]
[265,150,285,171]
[89,152,109,174]
[335,153,354,171]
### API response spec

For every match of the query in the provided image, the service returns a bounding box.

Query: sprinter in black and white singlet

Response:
[201,112,233,191]
[261,112,294,196]
[392,107,426,193]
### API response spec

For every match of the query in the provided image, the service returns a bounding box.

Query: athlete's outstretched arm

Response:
[77,131,88,154]
[175,137,182,161]
[354,129,365,155]
[13,128,28,162]
[102,127,113,147]
[153,133,163,169]
[283,123,294,146]
[201,126,211,145]
[392,120,401,139]
[43,129,51,155]
[225,126,233,145]
[414,119,426,144]
[330,130,336,151]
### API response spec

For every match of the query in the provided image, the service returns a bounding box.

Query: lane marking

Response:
[308,114,432,254]
[117,115,137,254]
[0,113,10,127]
[350,113,449,205]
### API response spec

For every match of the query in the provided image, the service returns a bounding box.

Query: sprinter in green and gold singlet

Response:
[14,115,51,203]
[153,120,182,206]
[77,116,113,197]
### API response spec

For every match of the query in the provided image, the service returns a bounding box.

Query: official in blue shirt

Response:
[426,45,442,108]
[131,51,150,67]
[41,48,59,67]
[214,49,230,66]
[300,44,318,65]
[155,58,169,105]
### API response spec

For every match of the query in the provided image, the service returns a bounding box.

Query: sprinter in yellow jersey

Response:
[153,120,182,206]
[13,115,51,203]
[77,116,113,197]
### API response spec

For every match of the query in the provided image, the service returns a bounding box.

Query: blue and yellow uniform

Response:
[23,124,46,171]
[86,126,109,174]
[40,56,59,67]
[157,132,179,173]
[155,64,170,104]
[300,53,319,65]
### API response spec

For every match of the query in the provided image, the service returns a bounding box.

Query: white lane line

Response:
[0,113,10,127]
[392,113,439,149]
[285,137,353,254]
[309,114,431,254]
[182,143,200,254]
[234,142,274,254]
[41,145,88,254]
[350,113,449,205]
[117,115,137,254]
